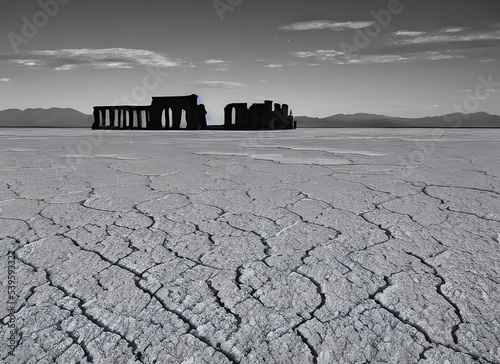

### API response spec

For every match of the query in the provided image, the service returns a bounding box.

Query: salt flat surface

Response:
[1,128,499,364]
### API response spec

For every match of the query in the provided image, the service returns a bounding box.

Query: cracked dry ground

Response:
[1,129,499,364]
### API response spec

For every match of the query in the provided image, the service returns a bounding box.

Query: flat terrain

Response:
[1,128,499,364]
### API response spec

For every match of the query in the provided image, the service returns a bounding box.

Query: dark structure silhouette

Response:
[92,94,295,130]
[224,101,295,130]
[93,95,205,130]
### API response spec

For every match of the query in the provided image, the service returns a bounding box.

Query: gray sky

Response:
[1,0,500,123]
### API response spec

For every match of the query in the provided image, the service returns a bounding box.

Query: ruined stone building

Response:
[92,94,296,130]
[224,100,295,130]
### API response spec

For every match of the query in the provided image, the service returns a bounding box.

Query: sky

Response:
[0,0,500,123]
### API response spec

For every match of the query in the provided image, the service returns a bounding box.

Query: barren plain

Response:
[1,128,499,364]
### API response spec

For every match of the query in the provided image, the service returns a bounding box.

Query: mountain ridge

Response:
[0,108,93,128]
[296,112,500,128]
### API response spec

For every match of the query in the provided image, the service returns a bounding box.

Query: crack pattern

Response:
[1,128,499,363]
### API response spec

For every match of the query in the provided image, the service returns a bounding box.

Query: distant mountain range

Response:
[296,112,500,128]
[0,108,499,128]
[0,108,93,128]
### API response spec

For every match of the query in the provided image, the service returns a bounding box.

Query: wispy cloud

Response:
[292,50,343,62]
[278,20,373,32]
[202,59,231,71]
[291,49,466,64]
[257,57,301,68]
[0,78,11,82]
[286,23,500,65]
[391,27,500,45]
[203,59,226,65]
[0,48,185,70]
[395,31,500,45]
[441,27,466,33]
[193,81,247,90]
[393,30,426,37]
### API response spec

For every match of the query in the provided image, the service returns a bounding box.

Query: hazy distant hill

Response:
[296,112,500,128]
[0,108,93,128]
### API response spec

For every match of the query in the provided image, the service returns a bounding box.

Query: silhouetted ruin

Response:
[92,94,295,130]
[225,101,295,130]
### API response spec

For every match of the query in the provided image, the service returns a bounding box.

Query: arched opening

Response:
[161,109,166,129]
[104,109,110,127]
[119,110,124,129]
[168,108,173,129]
[115,110,120,128]
[232,108,236,125]
[116,110,120,128]
[180,109,187,129]
[141,110,147,128]
[131,111,136,129]
[135,110,141,129]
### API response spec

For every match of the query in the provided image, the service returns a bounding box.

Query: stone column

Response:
[282,104,289,117]
[137,109,142,129]
[172,107,182,129]
[108,108,114,129]
[92,108,100,129]
[149,98,164,129]
[128,109,133,129]
[118,109,123,129]
[101,109,107,128]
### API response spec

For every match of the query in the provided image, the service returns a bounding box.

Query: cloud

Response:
[441,27,466,33]
[383,26,500,62]
[290,49,467,64]
[193,81,247,90]
[204,59,226,65]
[391,26,500,45]
[0,48,185,70]
[202,59,231,71]
[278,21,373,32]
[0,78,11,82]
[256,57,301,67]
[11,59,44,69]
[288,23,500,65]
[343,52,465,64]
[292,50,344,62]
[395,31,500,45]
[393,30,426,37]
